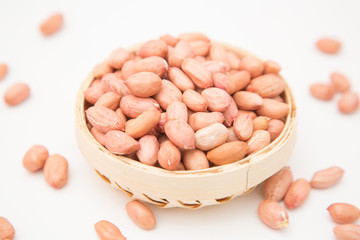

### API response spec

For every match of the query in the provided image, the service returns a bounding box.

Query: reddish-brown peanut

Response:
[43,154,69,189]
[22,145,49,172]
[4,83,30,106]
[94,220,126,240]
[126,200,156,230]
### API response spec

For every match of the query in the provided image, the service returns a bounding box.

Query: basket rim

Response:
[75,43,297,178]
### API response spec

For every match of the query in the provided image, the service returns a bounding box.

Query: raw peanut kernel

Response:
[310,83,336,101]
[189,112,224,131]
[91,127,106,146]
[333,224,360,240]
[0,63,8,81]
[267,119,285,141]
[246,130,271,155]
[137,39,168,58]
[227,51,242,70]
[246,74,285,98]
[182,149,209,170]
[201,87,231,112]
[86,106,124,133]
[169,40,194,68]
[154,80,182,110]
[316,38,341,54]
[178,32,210,42]
[233,91,264,110]
[0,216,15,240]
[126,200,156,230]
[134,56,168,78]
[84,80,104,105]
[331,72,350,92]
[195,123,229,151]
[43,154,69,189]
[240,55,264,78]
[164,119,195,150]
[189,40,210,56]
[101,73,130,97]
[104,130,140,154]
[338,92,359,114]
[202,61,229,75]
[284,178,311,210]
[22,145,49,172]
[182,58,213,88]
[233,113,253,141]
[40,13,63,36]
[94,220,126,240]
[209,43,230,68]
[94,92,121,110]
[160,34,179,47]
[4,83,30,106]
[182,89,208,112]
[264,166,293,201]
[166,101,188,122]
[328,203,360,224]
[264,60,281,74]
[107,48,131,69]
[137,135,159,166]
[207,141,248,166]
[253,116,271,131]
[310,166,344,189]
[93,62,113,79]
[120,95,161,118]
[125,72,162,97]
[256,99,289,119]
[258,200,289,230]
[125,109,161,139]
[168,67,195,91]
[222,97,238,127]
[158,140,181,170]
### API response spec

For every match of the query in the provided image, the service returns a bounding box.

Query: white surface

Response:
[0,0,359,239]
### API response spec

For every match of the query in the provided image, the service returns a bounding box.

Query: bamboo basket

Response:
[75,43,297,209]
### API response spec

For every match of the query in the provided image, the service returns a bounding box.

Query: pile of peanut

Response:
[84,33,289,171]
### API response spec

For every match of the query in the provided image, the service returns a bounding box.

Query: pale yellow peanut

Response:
[316,38,341,54]
[164,119,195,150]
[310,83,336,100]
[22,145,49,172]
[158,140,181,170]
[229,70,251,92]
[182,89,208,112]
[240,55,264,78]
[206,141,248,165]
[189,40,210,56]
[94,92,121,110]
[91,127,106,146]
[195,123,229,151]
[267,119,285,141]
[209,43,230,68]
[168,67,195,91]
[40,13,63,36]
[213,72,235,94]
[258,200,289,230]
[43,154,68,189]
[264,60,281,74]
[168,40,194,67]
[182,149,209,170]
[333,224,360,240]
[253,116,271,131]
[256,98,289,119]
[284,178,311,210]
[264,166,293,201]
[125,72,162,97]
[104,130,139,154]
[226,127,240,142]
[94,220,126,240]
[178,32,210,42]
[93,62,113,79]
[125,110,161,139]
[166,101,188,122]
[134,56,168,78]
[328,203,360,224]
[331,72,351,92]
[4,83,30,106]
[160,34,179,47]
[107,48,131,69]
[84,80,104,105]
[115,108,127,125]
[233,91,264,110]
[247,130,271,155]
[246,74,285,98]
[120,95,161,118]
[155,112,167,133]
[86,106,124,132]
[154,80,182,110]
[121,60,136,80]
[227,51,242,70]
[126,200,156,230]
[137,135,159,166]
[202,60,229,75]
[182,58,213,88]
[138,39,168,58]
[201,87,231,112]
[101,73,130,97]
[338,92,359,114]
[233,113,253,141]
[0,217,15,240]
[0,63,8,81]
[223,97,238,127]
[311,166,344,189]
[189,112,224,131]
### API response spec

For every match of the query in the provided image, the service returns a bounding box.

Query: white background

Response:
[0,0,359,239]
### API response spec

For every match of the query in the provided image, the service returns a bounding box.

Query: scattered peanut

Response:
[94,220,126,240]
[328,203,360,224]
[0,217,15,240]
[22,145,49,172]
[4,83,30,106]
[258,200,289,229]
[310,166,344,189]
[43,154,68,189]
[264,166,293,201]
[333,224,360,240]
[126,200,156,230]
[284,178,311,210]
[316,37,341,54]
[40,13,63,36]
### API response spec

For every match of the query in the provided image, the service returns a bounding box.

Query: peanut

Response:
[256,99,289,119]
[94,220,126,240]
[201,87,231,112]
[253,116,271,131]
[338,92,359,114]
[263,60,281,74]
[125,72,162,97]
[267,119,285,141]
[182,89,208,112]
[284,178,311,210]
[125,109,161,139]
[195,123,229,151]
[0,217,15,240]
[94,92,121,110]
[154,80,182,110]
[93,62,113,79]
[310,83,336,101]
[137,39,168,58]
[166,101,188,122]
[134,56,167,77]
[168,40,194,67]
[333,224,360,240]
[233,91,264,110]
[189,40,210,56]
[264,166,293,201]
[202,60,228,75]
[246,130,271,155]
[91,127,106,146]
[168,67,195,91]
[4,83,30,106]
[222,97,239,127]
[0,63,8,81]
[207,141,248,165]
[310,166,344,189]
[328,203,360,224]
[104,130,140,154]
[137,135,159,166]
[233,113,253,141]
[158,140,181,170]
[258,200,289,229]
[22,145,49,172]
[331,72,350,92]
[107,48,131,69]
[86,106,124,133]
[240,55,264,78]
[126,200,156,230]
[160,34,179,47]
[101,73,130,97]
[316,38,341,54]
[182,149,209,170]
[178,32,210,42]
[246,74,285,98]
[209,43,230,68]
[182,58,213,88]
[164,119,195,150]
[120,95,161,118]
[40,13,63,36]
[189,112,224,131]
[43,154,68,189]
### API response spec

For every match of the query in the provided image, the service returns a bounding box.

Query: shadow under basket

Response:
[74,43,297,209]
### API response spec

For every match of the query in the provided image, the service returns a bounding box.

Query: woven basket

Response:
[75,43,297,209]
